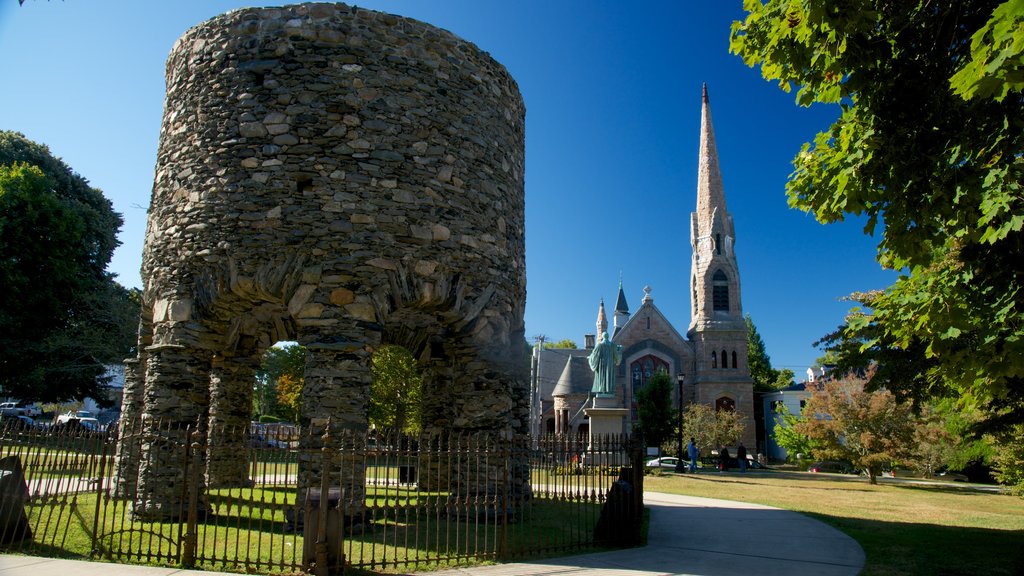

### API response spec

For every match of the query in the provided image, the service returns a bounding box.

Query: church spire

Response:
[613,277,630,336]
[690,84,742,333]
[696,83,727,236]
[596,298,608,337]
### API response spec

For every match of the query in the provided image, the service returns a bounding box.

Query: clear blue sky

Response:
[0,1,893,377]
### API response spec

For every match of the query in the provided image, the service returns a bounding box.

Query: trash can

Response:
[302,487,342,574]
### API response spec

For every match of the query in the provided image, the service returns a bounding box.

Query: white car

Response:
[56,410,97,424]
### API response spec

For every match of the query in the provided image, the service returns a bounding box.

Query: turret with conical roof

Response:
[596,298,608,337]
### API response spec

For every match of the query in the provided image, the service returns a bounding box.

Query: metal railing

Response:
[0,420,643,574]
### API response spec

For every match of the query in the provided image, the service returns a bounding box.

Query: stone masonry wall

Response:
[121,3,528,519]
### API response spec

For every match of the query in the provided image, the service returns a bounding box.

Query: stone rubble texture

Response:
[116,2,528,519]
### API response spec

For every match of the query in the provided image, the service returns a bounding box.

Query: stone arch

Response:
[119,3,527,519]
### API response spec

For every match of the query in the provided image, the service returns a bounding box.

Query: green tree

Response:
[275,373,303,423]
[635,371,674,449]
[796,373,918,484]
[255,343,306,419]
[1,131,126,403]
[680,403,745,458]
[544,339,578,349]
[731,2,1024,439]
[370,345,422,433]
[771,402,816,463]
[746,314,781,392]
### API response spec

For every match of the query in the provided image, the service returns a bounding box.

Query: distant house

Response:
[762,382,812,462]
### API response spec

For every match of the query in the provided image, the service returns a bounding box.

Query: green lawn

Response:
[645,470,1024,576]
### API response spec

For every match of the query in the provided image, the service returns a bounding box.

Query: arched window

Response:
[712,270,729,312]
[732,351,738,369]
[716,397,736,412]
[630,354,669,419]
[721,349,728,369]
[711,351,717,368]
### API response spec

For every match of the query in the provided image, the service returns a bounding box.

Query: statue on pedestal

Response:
[588,331,622,398]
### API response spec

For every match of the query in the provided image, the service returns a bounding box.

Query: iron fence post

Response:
[181,429,201,568]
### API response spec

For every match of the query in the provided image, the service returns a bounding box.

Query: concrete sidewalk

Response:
[0,491,864,576]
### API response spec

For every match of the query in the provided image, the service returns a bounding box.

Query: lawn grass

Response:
[20,483,609,574]
[645,470,1024,576]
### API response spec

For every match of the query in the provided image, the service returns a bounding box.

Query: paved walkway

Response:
[0,491,864,576]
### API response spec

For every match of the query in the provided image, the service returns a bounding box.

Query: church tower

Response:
[596,298,608,337]
[687,85,754,444]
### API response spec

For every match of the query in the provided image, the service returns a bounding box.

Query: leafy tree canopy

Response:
[254,343,306,419]
[1,131,127,402]
[680,403,745,457]
[731,1,1024,433]
[796,373,918,484]
[370,345,422,434]
[543,339,578,349]
[746,314,790,392]
[634,371,674,448]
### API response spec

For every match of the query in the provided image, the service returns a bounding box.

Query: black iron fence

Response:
[0,421,643,574]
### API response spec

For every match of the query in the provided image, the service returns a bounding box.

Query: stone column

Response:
[297,334,376,517]
[112,356,145,498]
[417,350,454,491]
[133,341,212,521]
[206,355,256,487]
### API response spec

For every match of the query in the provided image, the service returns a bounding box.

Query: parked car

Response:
[808,460,857,474]
[646,456,688,470]
[56,410,96,425]
[724,456,764,470]
[1,401,41,418]
[0,414,37,430]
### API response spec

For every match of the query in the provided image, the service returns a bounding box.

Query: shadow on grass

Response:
[803,512,1024,576]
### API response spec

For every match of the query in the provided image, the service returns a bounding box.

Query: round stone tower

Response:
[120,3,527,519]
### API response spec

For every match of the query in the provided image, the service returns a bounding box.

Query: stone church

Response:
[529,86,756,450]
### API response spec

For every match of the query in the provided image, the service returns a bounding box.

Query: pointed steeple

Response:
[696,83,728,236]
[614,277,628,314]
[690,84,742,333]
[613,277,630,336]
[596,298,608,337]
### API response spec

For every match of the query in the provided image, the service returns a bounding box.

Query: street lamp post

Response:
[675,373,685,472]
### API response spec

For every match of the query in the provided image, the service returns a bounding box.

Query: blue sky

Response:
[0,1,894,377]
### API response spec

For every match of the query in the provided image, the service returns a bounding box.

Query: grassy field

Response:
[645,470,1024,576]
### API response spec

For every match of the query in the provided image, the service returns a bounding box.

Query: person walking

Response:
[718,446,730,472]
[687,437,699,473]
[737,442,747,472]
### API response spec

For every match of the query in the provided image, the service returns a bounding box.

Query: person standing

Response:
[687,437,699,473]
[718,446,730,472]
[736,443,747,472]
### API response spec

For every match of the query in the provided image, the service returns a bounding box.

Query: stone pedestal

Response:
[584,396,627,445]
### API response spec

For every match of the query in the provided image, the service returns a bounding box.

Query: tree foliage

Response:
[275,373,303,424]
[370,345,422,433]
[543,339,578,350]
[634,371,674,448]
[255,344,306,419]
[0,132,127,402]
[771,402,817,462]
[680,403,745,457]
[731,1,1024,436]
[796,374,918,484]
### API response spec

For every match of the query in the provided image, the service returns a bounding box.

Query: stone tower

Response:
[596,299,608,337]
[687,85,754,446]
[117,3,528,519]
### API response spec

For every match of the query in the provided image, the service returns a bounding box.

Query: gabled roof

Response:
[612,288,688,348]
